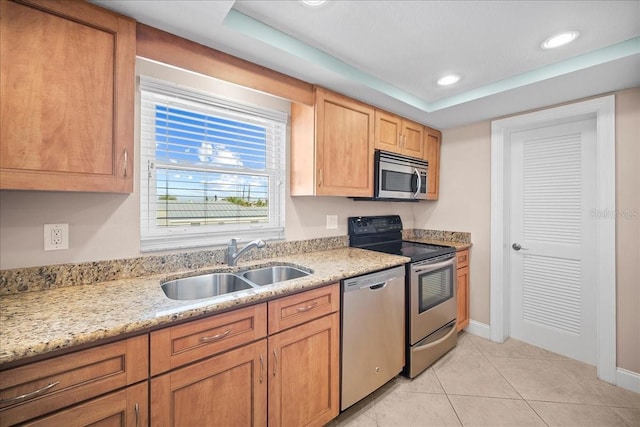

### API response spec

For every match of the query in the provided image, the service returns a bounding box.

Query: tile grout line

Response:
[431,365,465,426]
[475,340,552,426]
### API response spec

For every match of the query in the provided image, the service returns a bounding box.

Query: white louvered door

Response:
[509,118,597,365]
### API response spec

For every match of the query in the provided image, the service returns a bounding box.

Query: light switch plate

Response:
[326,215,338,230]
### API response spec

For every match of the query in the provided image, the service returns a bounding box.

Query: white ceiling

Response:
[94,0,640,129]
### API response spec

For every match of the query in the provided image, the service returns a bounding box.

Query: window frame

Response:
[139,76,287,252]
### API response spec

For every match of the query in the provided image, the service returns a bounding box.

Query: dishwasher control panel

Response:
[342,265,405,292]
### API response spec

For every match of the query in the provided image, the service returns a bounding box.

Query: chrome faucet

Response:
[226,238,266,266]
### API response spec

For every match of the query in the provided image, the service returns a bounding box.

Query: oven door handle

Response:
[412,321,457,352]
[411,257,455,274]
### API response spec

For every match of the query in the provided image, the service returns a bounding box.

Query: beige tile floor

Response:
[329,332,640,427]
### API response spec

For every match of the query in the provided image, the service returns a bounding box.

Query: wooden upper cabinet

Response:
[0,0,135,192]
[291,87,375,197]
[424,126,442,200]
[374,110,424,158]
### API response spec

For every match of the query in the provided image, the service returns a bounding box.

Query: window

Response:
[140,77,287,251]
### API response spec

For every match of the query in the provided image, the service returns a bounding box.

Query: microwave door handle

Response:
[413,168,421,199]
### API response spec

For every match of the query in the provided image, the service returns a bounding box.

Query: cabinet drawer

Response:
[268,283,340,334]
[151,303,267,376]
[456,249,470,269]
[0,335,148,427]
[22,382,147,427]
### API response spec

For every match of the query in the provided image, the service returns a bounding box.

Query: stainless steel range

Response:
[348,215,458,379]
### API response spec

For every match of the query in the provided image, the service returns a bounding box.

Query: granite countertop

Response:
[0,247,409,366]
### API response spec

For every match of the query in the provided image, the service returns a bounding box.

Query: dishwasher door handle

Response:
[368,282,388,290]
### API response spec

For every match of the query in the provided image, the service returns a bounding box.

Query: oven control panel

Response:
[348,215,403,235]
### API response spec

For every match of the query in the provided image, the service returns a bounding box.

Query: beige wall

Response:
[614,87,640,373]
[414,121,492,325]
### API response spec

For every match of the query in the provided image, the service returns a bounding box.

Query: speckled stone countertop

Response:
[403,229,473,250]
[0,248,408,366]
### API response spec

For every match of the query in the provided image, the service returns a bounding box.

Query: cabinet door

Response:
[315,88,374,197]
[424,127,442,200]
[22,382,147,427]
[0,0,135,193]
[151,339,267,427]
[374,110,402,153]
[268,313,339,427]
[402,120,424,158]
[457,265,470,331]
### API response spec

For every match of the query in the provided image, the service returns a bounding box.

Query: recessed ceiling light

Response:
[541,31,580,49]
[299,0,327,7]
[437,74,460,86]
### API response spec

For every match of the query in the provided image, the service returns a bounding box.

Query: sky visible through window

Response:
[155,105,269,204]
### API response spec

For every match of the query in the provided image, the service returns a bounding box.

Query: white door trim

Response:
[490,95,616,383]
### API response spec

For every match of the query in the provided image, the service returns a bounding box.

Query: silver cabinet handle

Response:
[272,349,278,377]
[296,301,318,312]
[200,328,232,342]
[512,243,529,251]
[0,381,60,405]
[135,402,140,427]
[259,354,264,383]
[123,150,128,177]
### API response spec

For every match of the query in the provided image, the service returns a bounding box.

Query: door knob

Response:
[512,243,529,251]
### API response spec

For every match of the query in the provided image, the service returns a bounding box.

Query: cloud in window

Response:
[198,142,243,166]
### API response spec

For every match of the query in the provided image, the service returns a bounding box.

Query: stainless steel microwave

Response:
[374,150,428,201]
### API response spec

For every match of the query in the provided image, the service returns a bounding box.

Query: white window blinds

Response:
[139,77,287,251]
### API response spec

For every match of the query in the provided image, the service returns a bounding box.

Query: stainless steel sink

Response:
[241,265,310,286]
[161,273,255,301]
[161,265,312,301]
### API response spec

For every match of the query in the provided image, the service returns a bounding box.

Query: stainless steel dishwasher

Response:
[341,265,405,410]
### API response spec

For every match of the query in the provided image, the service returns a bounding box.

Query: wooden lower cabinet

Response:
[456,249,470,331]
[268,312,340,427]
[151,284,341,427]
[151,339,268,427]
[22,382,147,427]
[0,335,148,427]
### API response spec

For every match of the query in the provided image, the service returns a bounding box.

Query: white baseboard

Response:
[616,368,640,393]
[464,320,491,340]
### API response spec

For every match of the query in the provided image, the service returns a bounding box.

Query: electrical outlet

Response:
[326,215,338,230]
[44,224,69,251]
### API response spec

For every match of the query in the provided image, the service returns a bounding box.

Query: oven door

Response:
[409,256,457,345]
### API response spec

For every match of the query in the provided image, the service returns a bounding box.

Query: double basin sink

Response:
[161,265,311,301]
